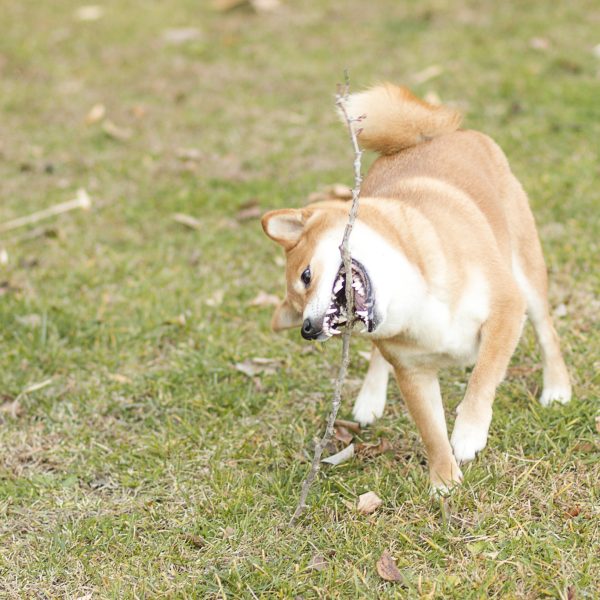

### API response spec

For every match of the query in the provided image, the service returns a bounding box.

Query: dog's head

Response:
[261,202,381,341]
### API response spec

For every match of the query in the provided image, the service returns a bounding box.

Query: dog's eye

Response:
[301,266,311,287]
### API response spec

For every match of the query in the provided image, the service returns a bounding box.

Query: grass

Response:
[0,0,599,597]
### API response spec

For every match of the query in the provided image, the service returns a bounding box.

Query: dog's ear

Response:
[271,297,302,331]
[261,209,306,250]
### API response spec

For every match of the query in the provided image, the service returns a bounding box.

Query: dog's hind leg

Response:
[512,252,572,407]
[352,345,391,426]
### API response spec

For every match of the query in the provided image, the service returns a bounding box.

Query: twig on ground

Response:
[290,73,364,525]
[0,189,92,234]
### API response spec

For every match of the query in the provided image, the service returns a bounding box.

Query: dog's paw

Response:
[451,419,488,464]
[540,385,571,407]
[430,463,463,498]
[352,398,383,427]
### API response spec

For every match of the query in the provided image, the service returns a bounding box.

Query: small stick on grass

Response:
[290,73,363,525]
[0,189,92,234]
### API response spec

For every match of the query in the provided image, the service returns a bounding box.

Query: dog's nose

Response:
[301,318,320,340]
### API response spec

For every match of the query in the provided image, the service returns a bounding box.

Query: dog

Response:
[261,83,571,492]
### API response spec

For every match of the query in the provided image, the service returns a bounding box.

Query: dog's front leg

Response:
[394,366,462,492]
[451,292,526,464]
[352,345,391,426]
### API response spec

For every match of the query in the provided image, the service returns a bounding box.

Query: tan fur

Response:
[263,83,571,491]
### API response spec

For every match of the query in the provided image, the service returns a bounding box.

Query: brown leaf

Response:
[85,103,106,125]
[357,491,383,515]
[306,554,327,572]
[306,183,352,205]
[529,37,550,50]
[102,120,131,141]
[172,213,202,230]
[376,550,403,582]
[162,28,202,45]
[356,438,393,459]
[235,206,262,221]
[182,533,206,548]
[564,505,581,518]
[234,357,282,377]
[74,5,104,21]
[249,291,280,307]
[334,425,354,445]
[567,585,576,600]
[334,419,361,434]
[0,397,23,419]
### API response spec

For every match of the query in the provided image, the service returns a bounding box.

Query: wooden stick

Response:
[290,73,363,525]
[0,189,92,234]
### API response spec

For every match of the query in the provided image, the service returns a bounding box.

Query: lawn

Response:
[0,0,599,597]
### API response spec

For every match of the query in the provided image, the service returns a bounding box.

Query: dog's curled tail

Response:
[340,83,462,155]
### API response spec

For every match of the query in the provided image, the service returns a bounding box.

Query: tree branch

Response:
[290,74,363,525]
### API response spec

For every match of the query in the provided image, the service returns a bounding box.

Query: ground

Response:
[0,0,599,598]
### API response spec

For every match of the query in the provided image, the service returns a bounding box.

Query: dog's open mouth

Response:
[322,259,375,336]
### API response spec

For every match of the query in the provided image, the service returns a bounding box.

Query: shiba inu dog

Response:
[261,84,571,492]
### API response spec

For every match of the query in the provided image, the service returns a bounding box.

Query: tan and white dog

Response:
[261,84,571,492]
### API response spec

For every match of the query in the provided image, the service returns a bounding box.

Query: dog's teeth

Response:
[326,307,337,315]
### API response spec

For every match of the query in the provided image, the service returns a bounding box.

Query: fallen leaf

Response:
[412,65,443,85]
[334,419,361,434]
[235,200,261,221]
[306,554,327,571]
[234,357,282,377]
[251,0,281,11]
[102,120,132,141]
[162,28,203,45]
[249,291,280,307]
[0,397,22,419]
[567,585,576,600]
[356,438,393,459]
[205,290,224,307]
[213,0,249,11]
[529,37,550,50]
[306,183,352,204]
[321,443,355,466]
[222,526,235,539]
[74,5,104,21]
[173,213,202,230]
[182,533,206,548]
[334,425,354,445]
[108,373,132,384]
[357,491,383,515]
[85,103,106,125]
[175,147,202,161]
[131,104,146,119]
[573,441,597,453]
[553,303,568,318]
[376,550,404,582]
[564,505,581,518]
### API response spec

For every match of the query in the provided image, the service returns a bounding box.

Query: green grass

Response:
[0,0,599,597]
